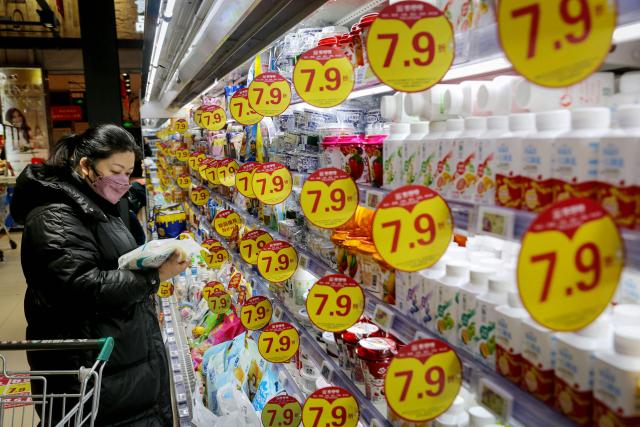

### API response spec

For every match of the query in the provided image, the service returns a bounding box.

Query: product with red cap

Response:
[357,336,398,403]
[341,322,382,383]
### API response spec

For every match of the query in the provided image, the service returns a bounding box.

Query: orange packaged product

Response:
[343,239,363,281]
[331,232,350,274]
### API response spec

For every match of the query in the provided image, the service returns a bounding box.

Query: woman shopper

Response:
[10,124,185,426]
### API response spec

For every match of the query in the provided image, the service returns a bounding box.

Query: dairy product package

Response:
[118,236,202,269]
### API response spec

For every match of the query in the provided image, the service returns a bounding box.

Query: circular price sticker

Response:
[300,168,358,229]
[248,72,292,117]
[240,296,273,330]
[207,291,231,315]
[213,210,242,238]
[228,271,243,290]
[176,175,191,189]
[293,46,355,108]
[306,274,365,332]
[175,119,188,134]
[200,105,227,131]
[235,162,260,198]
[201,246,229,268]
[498,0,616,88]
[257,240,298,283]
[176,146,189,162]
[206,159,220,185]
[261,395,302,427]
[190,186,210,206]
[385,338,462,422]
[230,88,263,125]
[258,322,299,363]
[517,198,624,331]
[157,281,174,298]
[201,238,221,251]
[188,152,205,171]
[239,229,273,265]
[193,108,203,127]
[252,162,292,205]
[367,1,454,92]
[216,158,239,187]
[178,232,195,240]
[198,158,211,181]
[372,185,452,271]
[203,281,226,300]
[302,387,360,427]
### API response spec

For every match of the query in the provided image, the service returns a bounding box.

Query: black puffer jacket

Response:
[11,165,172,427]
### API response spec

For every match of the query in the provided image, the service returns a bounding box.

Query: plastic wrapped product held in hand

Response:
[118,236,202,269]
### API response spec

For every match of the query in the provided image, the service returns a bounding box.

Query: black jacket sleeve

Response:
[24,206,160,308]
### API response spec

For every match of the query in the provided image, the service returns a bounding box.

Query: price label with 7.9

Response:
[193,107,203,127]
[372,185,452,271]
[248,72,292,117]
[258,322,299,363]
[239,229,273,265]
[174,118,188,134]
[385,338,462,422]
[157,281,174,298]
[176,175,191,189]
[235,161,259,198]
[202,281,226,300]
[190,186,210,206]
[302,386,359,427]
[306,274,365,333]
[252,162,292,205]
[240,296,273,330]
[293,46,354,108]
[216,158,239,187]
[199,105,227,131]
[201,246,229,268]
[262,395,302,427]
[213,209,242,238]
[198,157,212,181]
[175,146,189,162]
[517,198,623,331]
[366,1,454,92]
[300,168,359,229]
[498,0,616,88]
[257,240,298,283]
[230,88,263,125]
[188,152,205,170]
[207,291,231,315]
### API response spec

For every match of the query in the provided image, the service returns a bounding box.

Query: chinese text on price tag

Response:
[240,296,273,330]
[248,72,291,117]
[258,322,299,363]
[306,274,365,332]
[302,387,359,427]
[252,162,292,205]
[300,168,359,229]
[257,240,299,283]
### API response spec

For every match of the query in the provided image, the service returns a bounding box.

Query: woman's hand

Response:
[159,251,189,281]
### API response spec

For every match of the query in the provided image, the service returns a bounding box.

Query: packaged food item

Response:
[357,337,398,403]
[364,134,385,187]
[452,117,487,201]
[474,116,509,204]
[458,266,494,351]
[155,205,187,239]
[403,122,430,186]
[474,277,511,368]
[118,235,201,269]
[341,322,382,382]
[419,121,446,189]
[434,262,470,342]
[433,118,464,198]
[495,290,529,385]
[340,135,367,183]
[522,318,557,404]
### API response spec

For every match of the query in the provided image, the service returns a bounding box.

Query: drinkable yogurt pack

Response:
[118,236,202,269]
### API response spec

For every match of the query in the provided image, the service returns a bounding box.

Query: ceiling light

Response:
[150,20,168,67]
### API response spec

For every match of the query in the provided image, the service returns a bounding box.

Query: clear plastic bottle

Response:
[475,115,509,204]
[383,123,411,189]
[433,118,464,198]
[403,121,430,186]
[452,117,487,201]
[520,109,571,213]
[474,276,511,367]
[420,120,447,189]
[476,76,526,115]
[434,262,469,343]
[458,266,495,351]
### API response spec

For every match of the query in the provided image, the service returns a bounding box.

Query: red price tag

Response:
[302,387,360,427]
[252,162,292,205]
[190,186,210,206]
[199,105,227,131]
[367,1,454,92]
[230,88,263,125]
[216,158,239,187]
[258,322,299,363]
[262,395,303,427]
[207,291,231,315]
[306,275,365,333]
[239,229,273,265]
[257,240,298,283]
[213,209,242,238]
[203,281,226,300]
[240,296,273,330]
[248,72,292,117]
[300,168,359,229]
[293,46,355,108]
[235,162,260,198]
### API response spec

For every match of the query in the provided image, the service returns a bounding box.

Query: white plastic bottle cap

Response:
[465,116,487,131]
[571,107,611,129]
[488,277,511,293]
[468,250,496,261]
[487,115,509,131]
[469,267,494,286]
[389,122,411,135]
[479,258,504,272]
[410,121,430,134]
[576,314,611,338]
[430,120,448,133]
[446,118,464,131]
[404,92,426,117]
[507,290,524,308]
[617,104,640,128]
[476,83,496,111]
[444,86,464,114]
[612,304,640,327]
[614,326,640,357]
[536,109,571,131]
[620,71,640,94]
[508,113,536,132]
[469,406,496,426]
[446,262,469,277]
[380,95,395,120]
[514,80,534,109]
[449,396,465,414]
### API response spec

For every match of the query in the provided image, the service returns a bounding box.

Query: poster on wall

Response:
[0,68,49,174]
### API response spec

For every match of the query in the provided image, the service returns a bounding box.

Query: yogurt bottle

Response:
[434,262,470,343]
[495,290,529,385]
[383,123,411,189]
[475,115,509,204]
[474,276,511,367]
[522,318,557,405]
[458,266,495,351]
[403,121,430,185]
[468,406,496,426]
[443,81,486,117]
[452,117,487,201]
[420,121,447,188]
[434,396,469,427]
[433,119,464,198]
[419,259,447,332]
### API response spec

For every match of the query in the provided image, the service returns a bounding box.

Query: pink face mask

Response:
[91,173,131,204]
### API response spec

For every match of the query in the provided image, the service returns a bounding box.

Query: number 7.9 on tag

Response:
[302,386,359,427]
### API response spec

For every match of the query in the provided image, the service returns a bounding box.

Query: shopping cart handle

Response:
[0,338,114,362]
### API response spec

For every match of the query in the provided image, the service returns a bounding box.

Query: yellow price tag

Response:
[262,395,302,427]
[160,175,171,189]
[203,281,226,300]
[517,198,623,331]
[190,186,210,206]
[207,291,231,315]
[306,274,365,333]
[498,0,616,88]
[201,238,221,251]
[175,118,188,134]
[175,146,189,162]
[4,381,30,395]
[293,46,355,108]
[236,162,259,198]
[178,232,194,240]
[230,88,263,125]
[367,1,454,92]
[193,107,203,127]
[204,159,219,185]
[301,387,360,427]
[228,271,243,290]
[372,185,452,271]
[248,72,292,117]
[385,339,462,423]
[240,295,273,330]
[217,158,239,187]
[300,168,358,229]
[239,229,273,265]
[213,209,242,238]
[252,162,292,205]
[258,322,299,363]
[198,158,212,181]
[157,281,174,298]
[188,152,205,170]
[257,240,298,283]
[201,247,229,268]
[176,175,191,189]
[200,105,227,131]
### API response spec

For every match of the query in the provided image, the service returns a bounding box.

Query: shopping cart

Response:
[0,338,114,427]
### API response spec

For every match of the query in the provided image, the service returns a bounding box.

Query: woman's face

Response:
[79,151,135,181]
[11,110,23,125]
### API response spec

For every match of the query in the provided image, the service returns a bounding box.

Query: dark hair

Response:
[5,107,31,143]
[48,124,141,169]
